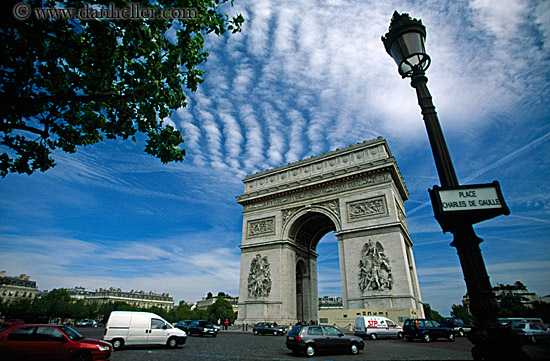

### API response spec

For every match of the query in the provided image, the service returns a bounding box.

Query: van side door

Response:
[148,318,170,345]
[127,315,148,345]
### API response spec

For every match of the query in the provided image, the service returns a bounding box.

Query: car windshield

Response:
[61,326,84,341]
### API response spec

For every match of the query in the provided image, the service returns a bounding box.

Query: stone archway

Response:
[235,137,424,325]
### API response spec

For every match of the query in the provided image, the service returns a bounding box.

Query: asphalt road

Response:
[76,327,550,360]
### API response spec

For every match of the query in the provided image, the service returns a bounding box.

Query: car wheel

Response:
[448,333,455,342]
[370,333,377,340]
[423,334,431,342]
[305,344,316,357]
[111,339,124,350]
[254,330,258,335]
[167,337,178,348]
[458,329,464,337]
[71,351,92,361]
[349,342,359,355]
[397,332,403,339]
[273,331,278,336]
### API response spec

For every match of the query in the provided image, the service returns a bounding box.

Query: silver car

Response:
[509,322,550,344]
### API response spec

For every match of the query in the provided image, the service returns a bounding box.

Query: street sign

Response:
[429,181,509,233]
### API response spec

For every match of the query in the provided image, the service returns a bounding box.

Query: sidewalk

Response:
[221,325,253,333]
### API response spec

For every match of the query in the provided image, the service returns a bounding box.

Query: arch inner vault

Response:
[235,137,423,325]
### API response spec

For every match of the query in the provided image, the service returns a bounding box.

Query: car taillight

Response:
[296,335,302,341]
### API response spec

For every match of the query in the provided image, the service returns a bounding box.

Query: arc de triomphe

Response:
[235,137,423,325]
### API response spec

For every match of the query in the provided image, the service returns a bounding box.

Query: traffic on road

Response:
[76,326,478,360]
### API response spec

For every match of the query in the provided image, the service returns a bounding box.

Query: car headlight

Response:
[98,345,111,351]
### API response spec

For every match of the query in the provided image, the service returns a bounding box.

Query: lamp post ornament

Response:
[382,11,527,360]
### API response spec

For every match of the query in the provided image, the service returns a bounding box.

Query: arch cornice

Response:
[237,137,409,211]
[240,167,396,214]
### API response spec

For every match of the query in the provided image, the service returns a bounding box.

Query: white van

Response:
[354,316,403,340]
[104,311,187,349]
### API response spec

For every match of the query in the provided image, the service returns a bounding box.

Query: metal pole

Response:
[410,69,458,187]
[409,68,527,360]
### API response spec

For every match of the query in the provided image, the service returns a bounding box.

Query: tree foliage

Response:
[422,303,443,322]
[1,288,237,325]
[450,304,475,324]
[0,0,244,176]
[207,296,236,324]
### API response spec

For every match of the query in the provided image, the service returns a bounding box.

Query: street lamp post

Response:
[382,11,527,360]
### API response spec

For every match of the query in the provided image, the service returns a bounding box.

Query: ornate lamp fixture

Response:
[382,11,431,78]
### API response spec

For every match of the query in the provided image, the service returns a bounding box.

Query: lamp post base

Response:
[452,224,528,360]
[468,326,529,360]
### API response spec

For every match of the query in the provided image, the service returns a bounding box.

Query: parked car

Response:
[402,319,455,342]
[0,324,112,360]
[76,319,98,328]
[441,317,473,337]
[285,324,364,357]
[354,316,403,340]
[187,320,218,337]
[1,319,24,328]
[509,322,550,344]
[104,311,186,350]
[253,322,287,336]
[174,320,193,331]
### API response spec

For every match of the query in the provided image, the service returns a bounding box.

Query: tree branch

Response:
[5,92,133,110]
[1,121,48,138]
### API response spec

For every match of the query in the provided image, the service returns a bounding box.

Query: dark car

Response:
[253,322,286,336]
[403,319,455,342]
[174,320,192,332]
[0,324,112,360]
[441,317,473,337]
[285,324,364,357]
[2,319,24,328]
[187,320,218,337]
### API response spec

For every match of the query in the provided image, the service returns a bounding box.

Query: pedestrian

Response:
[224,318,229,330]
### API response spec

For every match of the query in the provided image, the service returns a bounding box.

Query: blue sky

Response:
[1,0,549,315]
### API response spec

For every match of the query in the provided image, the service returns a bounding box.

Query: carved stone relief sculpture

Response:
[247,217,275,238]
[248,254,272,298]
[347,196,387,221]
[358,240,393,292]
